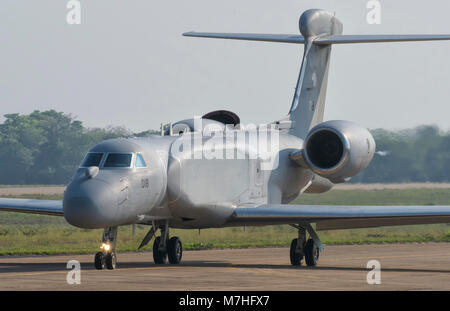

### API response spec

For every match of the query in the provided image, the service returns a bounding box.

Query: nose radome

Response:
[63,178,117,229]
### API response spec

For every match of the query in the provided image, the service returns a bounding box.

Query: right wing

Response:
[0,198,63,216]
[229,204,450,230]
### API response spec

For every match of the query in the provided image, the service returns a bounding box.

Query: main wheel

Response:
[168,237,183,264]
[304,238,319,266]
[153,236,167,264]
[105,252,117,270]
[290,238,303,266]
[94,252,105,270]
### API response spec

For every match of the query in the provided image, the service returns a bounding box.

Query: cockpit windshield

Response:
[103,153,133,168]
[81,153,104,167]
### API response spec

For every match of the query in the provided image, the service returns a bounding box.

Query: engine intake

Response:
[303,120,375,183]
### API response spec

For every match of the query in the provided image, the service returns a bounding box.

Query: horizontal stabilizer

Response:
[183,32,305,44]
[184,32,450,46]
[314,34,450,45]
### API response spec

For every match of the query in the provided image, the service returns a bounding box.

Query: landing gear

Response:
[137,220,183,265]
[153,236,167,264]
[290,224,323,267]
[94,226,118,270]
[150,221,183,265]
[94,251,105,270]
[290,226,306,266]
[304,238,319,266]
[168,237,183,264]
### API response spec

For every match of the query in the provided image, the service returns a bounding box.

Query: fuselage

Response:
[63,128,313,229]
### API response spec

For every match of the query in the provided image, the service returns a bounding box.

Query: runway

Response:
[0,243,449,290]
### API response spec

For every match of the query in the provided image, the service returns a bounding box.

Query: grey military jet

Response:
[2,9,450,269]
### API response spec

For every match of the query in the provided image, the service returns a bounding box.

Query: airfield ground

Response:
[0,243,449,290]
[1,183,450,195]
[0,184,449,290]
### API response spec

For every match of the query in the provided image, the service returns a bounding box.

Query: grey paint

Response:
[0,198,63,216]
[229,204,450,226]
[1,9,450,232]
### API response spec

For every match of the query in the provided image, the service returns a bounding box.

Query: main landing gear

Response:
[151,221,183,264]
[139,220,183,265]
[94,226,118,270]
[289,224,323,267]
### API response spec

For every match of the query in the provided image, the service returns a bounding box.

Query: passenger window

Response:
[135,154,147,168]
[103,153,132,168]
[81,153,103,167]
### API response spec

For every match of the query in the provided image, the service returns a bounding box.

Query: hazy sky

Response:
[1,0,450,132]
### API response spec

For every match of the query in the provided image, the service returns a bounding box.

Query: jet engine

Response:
[302,120,375,183]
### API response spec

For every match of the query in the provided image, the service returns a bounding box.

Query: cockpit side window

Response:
[103,153,132,168]
[135,153,147,168]
[81,153,104,167]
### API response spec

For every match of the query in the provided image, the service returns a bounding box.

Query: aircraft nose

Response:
[63,178,117,229]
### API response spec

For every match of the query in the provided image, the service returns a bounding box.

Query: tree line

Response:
[0,110,448,185]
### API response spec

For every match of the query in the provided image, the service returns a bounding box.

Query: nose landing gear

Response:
[94,226,118,270]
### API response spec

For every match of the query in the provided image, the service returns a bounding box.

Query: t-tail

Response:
[184,9,450,139]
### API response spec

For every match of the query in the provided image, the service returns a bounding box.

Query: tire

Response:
[304,238,319,267]
[153,237,167,264]
[94,252,105,270]
[105,252,117,270]
[290,238,303,266]
[168,237,183,264]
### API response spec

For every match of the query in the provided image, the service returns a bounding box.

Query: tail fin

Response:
[183,9,450,139]
[287,9,342,139]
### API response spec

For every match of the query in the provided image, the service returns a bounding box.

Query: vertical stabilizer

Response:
[288,9,343,139]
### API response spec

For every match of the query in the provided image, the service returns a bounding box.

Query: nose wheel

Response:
[94,251,105,270]
[94,226,118,270]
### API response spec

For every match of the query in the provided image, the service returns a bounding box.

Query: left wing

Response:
[229,204,450,230]
[0,198,63,216]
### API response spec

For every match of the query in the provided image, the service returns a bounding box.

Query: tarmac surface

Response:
[0,243,449,290]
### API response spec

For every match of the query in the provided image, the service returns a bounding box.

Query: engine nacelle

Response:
[303,120,375,183]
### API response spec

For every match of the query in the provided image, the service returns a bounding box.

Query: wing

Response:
[229,204,450,230]
[0,198,63,216]
[183,32,305,44]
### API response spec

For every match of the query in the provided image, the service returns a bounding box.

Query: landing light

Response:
[101,243,111,252]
